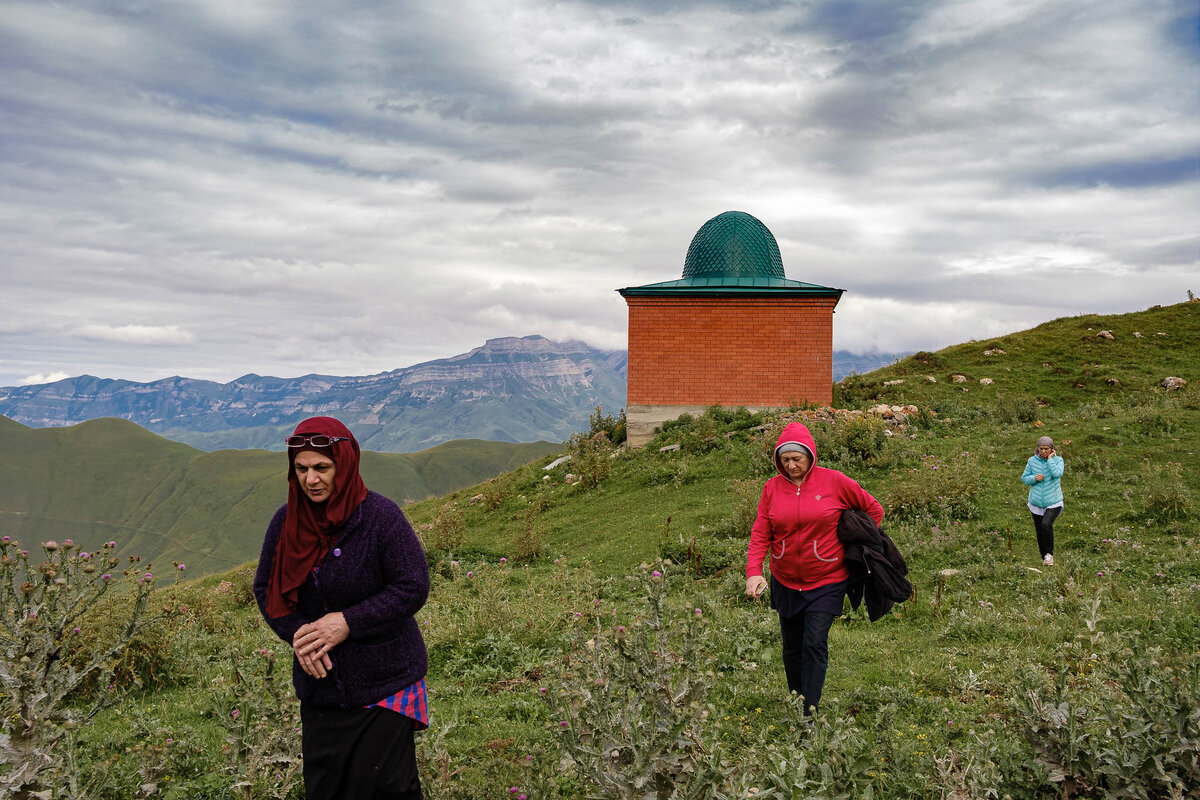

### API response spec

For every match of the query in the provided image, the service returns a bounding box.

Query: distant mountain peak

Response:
[0,336,628,453]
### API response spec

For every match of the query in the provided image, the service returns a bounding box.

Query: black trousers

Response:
[301,703,423,800]
[1031,505,1062,557]
[778,610,837,715]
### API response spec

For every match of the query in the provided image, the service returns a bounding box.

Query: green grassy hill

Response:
[836,300,1198,412]
[0,417,560,575]
[11,301,1199,799]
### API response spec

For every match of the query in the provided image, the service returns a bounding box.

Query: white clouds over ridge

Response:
[0,0,1196,387]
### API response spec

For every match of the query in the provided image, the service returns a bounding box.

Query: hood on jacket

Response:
[774,422,818,481]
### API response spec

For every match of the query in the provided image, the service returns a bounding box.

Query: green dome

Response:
[682,211,785,279]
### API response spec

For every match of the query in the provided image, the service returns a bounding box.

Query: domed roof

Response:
[682,211,785,280]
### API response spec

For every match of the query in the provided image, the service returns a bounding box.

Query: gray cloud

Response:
[1,0,1196,387]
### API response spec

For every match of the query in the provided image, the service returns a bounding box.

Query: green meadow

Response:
[2,300,1197,798]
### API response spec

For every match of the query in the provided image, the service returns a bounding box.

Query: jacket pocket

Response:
[812,541,841,563]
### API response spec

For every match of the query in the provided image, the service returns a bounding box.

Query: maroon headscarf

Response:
[264,416,369,618]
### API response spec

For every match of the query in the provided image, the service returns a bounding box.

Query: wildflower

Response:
[101,573,111,581]
[538,687,547,693]
[652,570,662,578]
[73,627,81,634]
[106,541,116,548]
[231,709,241,719]
[559,721,568,727]
[573,612,582,618]
[694,608,702,616]
[616,625,626,633]
[1097,571,1104,577]
[509,788,519,794]
[178,563,185,570]
[44,540,59,551]
[500,557,507,564]
[467,571,474,578]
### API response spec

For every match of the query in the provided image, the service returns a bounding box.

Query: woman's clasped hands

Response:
[292,611,349,678]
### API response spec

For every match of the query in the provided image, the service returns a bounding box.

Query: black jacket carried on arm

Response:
[837,509,912,622]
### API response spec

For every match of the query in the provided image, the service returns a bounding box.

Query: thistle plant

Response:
[0,538,155,799]
[214,646,303,800]
[544,565,724,799]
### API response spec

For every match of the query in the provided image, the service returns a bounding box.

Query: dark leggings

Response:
[1031,506,1062,557]
[778,610,837,715]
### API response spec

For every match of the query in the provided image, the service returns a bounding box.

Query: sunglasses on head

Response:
[285,434,349,448]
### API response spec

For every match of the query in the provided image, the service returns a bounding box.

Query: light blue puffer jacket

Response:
[1022,454,1064,508]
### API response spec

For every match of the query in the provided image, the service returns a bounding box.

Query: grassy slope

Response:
[67,301,1200,798]
[0,418,560,575]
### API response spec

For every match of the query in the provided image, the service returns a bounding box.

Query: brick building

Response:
[617,211,844,445]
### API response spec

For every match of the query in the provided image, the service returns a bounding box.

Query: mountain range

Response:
[0,336,627,452]
[0,336,899,452]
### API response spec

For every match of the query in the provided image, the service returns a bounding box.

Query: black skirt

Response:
[770,576,847,618]
[301,703,422,800]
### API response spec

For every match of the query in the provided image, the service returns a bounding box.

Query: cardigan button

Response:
[333,548,341,557]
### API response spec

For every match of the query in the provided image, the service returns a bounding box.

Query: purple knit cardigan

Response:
[253,491,430,707]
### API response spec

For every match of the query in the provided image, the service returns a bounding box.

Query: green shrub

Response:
[567,431,615,488]
[427,500,467,552]
[513,504,547,561]
[843,414,889,462]
[658,532,744,577]
[1135,459,1192,521]
[588,405,627,447]
[710,477,764,540]
[885,451,983,521]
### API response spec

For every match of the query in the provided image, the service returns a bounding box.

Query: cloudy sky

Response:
[2,0,1196,388]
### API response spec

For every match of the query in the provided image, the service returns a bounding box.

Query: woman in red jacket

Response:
[745,422,883,713]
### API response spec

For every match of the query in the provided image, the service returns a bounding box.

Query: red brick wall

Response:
[625,296,838,407]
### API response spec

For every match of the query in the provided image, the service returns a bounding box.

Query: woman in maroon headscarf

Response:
[253,416,429,800]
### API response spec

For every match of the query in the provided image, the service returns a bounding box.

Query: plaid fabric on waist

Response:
[367,677,428,729]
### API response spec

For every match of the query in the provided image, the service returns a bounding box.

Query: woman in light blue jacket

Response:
[1021,435,1065,566]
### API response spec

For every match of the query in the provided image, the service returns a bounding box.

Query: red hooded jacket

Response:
[747,422,884,591]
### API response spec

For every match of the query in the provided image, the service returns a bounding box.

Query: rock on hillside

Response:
[0,336,628,452]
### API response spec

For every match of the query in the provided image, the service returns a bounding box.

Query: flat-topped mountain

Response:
[0,336,628,452]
